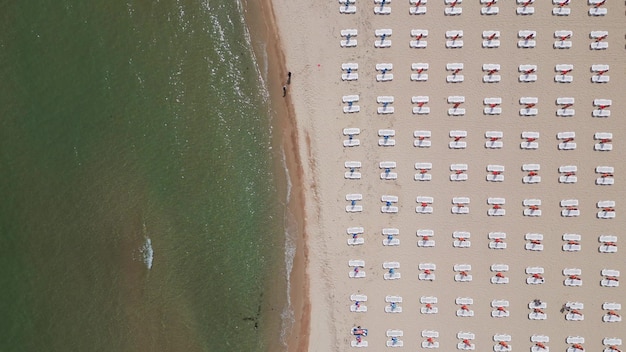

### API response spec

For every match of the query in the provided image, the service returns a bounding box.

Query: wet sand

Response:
[271,0,624,351]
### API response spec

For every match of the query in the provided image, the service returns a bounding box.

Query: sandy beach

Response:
[268,0,624,351]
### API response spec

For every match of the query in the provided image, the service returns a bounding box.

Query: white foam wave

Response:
[140,237,154,270]
[279,146,296,347]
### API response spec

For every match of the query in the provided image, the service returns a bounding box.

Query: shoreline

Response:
[241,0,310,351]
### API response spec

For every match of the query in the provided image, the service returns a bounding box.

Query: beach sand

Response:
[269,0,624,351]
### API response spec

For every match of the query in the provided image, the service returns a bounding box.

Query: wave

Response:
[279,146,296,347]
[140,237,154,270]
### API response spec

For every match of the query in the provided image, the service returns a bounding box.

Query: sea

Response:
[0,1,291,351]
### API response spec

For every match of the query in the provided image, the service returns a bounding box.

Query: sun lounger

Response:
[527,266,544,274]
[566,312,584,321]
[350,302,367,312]
[491,276,509,284]
[339,4,357,14]
[603,338,622,347]
[445,7,462,16]
[351,294,367,302]
[492,264,508,274]
[419,263,436,271]
[597,200,615,208]
[589,7,607,16]
[422,330,439,339]
[488,209,506,216]
[374,4,391,14]
[349,260,364,267]
[531,335,549,343]
[349,270,366,278]
[421,306,438,314]
[421,296,437,304]
[351,340,368,347]
[563,268,581,275]
[383,261,400,270]
[529,311,547,321]
[489,242,506,249]
[456,297,473,305]
[566,337,585,345]
[458,343,475,350]
[601,278,619,287]
[482,5,498,15]
[603,302,621,310]
[347,237,365,245]
[458,332,475,341]
[347,227,364,236]
[454,264,471,272]
[456,309,474,317]
[602,269,620,277]
[488,198,505,205]
[517,2,534,14]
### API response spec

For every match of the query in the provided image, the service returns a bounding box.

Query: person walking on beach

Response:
[282,85,287,97]
[287,71,292,84]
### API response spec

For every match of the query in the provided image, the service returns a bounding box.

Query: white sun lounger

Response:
[482,4,498,15]
[350,294,367,302]
[349,270,366,278]
[456,297,473,305]
[454,264,471,272]
[349,260,364,268]
[348,237,365,245]
[374,5,391,15]
[589,7,607,16]
[445,7,462,16]
[488,198,505,205]
[597,200,615,208]
[488,209,506,216]
[597,173,615,185]
[383,261,400,269]
[599,235,617,243]
[602,278,619,286]
[603,302,621,310]
[526,267,544,274]
[350,302,367,312]
[602,269,620,277]
[339,4,357,14]
[419,263,436,271]
[351,340,368,347]
[531,335,549,343]
[422,331,439,341]
[603,338,622,346]
[458,332,475,340]
[347,227,364,236]
[494,334,511,342]
[566,337,584,345]
[529,311,547,321]
[421,296,437,304]
[491,275,509,284]
[457,309,474,317]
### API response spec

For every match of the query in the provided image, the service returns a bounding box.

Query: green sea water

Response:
[0,1,286,351]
